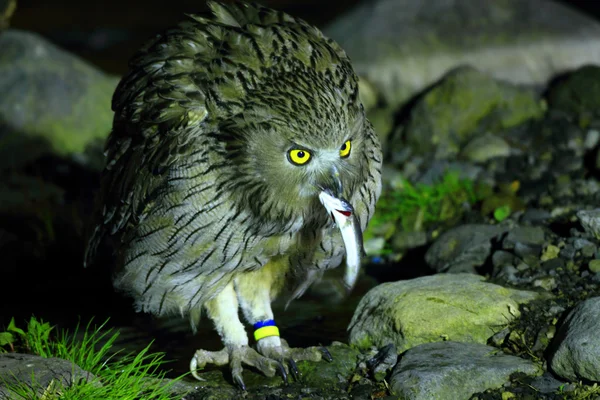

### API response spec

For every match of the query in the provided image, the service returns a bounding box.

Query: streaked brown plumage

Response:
[85,0,381,387]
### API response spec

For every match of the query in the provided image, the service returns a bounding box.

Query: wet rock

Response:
[589,260,600,273]
[547,65,600,125]
[324,0,600,110]
[575,244,598,258]
[503,226,546,248]
[540,244,560,261]
[559,244,576,260]
[297,342,361,387]
[391,230,427,251]
[389,341,542,400]
[0,353,96,398]
[460,132,512,163]
[488,327,510,347]
[549,297,600,382]
[397,67,544,159]
[0,29,118,171]
[425,223,508,273]
[348,273,539,352]
[577,209,600,239]
[530,372,570,394]
[366,343,398,381]
[416,160,484,184]
[502,225,545,262]
[520,208,552,223]
[492,250,518,270]
[533,276,557,291]
[541,257,565,273]
[572,238,596,254]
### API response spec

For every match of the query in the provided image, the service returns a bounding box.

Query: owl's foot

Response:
[256,337,333,380]
[190,345,287,390]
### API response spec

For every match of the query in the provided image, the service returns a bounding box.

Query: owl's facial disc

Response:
[318,189,364,291]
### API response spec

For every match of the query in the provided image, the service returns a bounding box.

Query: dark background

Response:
[7,0,600,76]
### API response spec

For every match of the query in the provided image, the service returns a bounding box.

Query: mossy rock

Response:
[546,65,600,127]
[398,66,545,159]
[348,273,540,353]
[0,29,118,171]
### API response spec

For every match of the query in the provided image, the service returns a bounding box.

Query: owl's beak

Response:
[318,188,364,291]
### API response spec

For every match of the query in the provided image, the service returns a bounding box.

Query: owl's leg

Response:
[234,259,331,380]
[190,281,285,389]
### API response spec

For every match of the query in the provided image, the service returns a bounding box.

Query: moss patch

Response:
[403,66,545,158]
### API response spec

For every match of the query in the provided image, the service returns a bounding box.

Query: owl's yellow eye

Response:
[288,149,312,165]
[340,140,351,158]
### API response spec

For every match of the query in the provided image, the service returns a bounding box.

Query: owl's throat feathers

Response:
[318,189,364,291]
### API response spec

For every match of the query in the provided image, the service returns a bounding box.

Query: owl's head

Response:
[218,67,370,229]
[216,73,371,289]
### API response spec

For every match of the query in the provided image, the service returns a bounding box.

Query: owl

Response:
[85,0,382,389]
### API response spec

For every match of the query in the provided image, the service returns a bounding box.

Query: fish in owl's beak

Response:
[318,188,364,291]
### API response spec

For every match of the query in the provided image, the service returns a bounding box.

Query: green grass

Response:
[0,316,187,399]
[365,170,484,251]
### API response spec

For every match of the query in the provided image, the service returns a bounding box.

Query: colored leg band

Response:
[253,320,279,341]
[253,319,276,329]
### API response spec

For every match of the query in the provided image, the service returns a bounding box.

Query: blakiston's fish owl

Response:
[85,0,382,388]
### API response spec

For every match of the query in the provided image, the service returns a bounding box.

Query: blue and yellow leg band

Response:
[253,319,280,341]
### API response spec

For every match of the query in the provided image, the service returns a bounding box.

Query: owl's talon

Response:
[276,361,288,384]
[288,358,300,380]
[191,345,290,387]
[190,347,229,381]
[319,346,333,362]
[233,373,246,391]
[189,357,205,381]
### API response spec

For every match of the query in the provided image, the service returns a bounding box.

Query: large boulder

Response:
[325,0,600,109]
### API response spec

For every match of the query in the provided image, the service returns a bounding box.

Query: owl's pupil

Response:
[298,151,305,158]
[341,143,347,150]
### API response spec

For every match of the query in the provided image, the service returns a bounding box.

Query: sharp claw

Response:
[276,361,288,384]
[190,356,205,381]
[233,373,247,391]
[319,345,333,362]
[288,358,300,380]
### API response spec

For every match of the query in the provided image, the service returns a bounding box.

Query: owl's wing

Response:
[84,0,353,266]
[84,2,263,265]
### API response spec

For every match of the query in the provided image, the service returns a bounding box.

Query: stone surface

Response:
[0,353,96,398]
[590,260,600,274]
[549,297,600,382]
[577,209,600,239]
[530,372,570,394]
[547,65,600,124]
[460,132,512,163]
[425,223,509,273]
[0,29,118,170]
[397,67,544,159]
[325,0,600,109]
[390,341,541,400]
[503,226,546,248]
[348,273,539,352]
